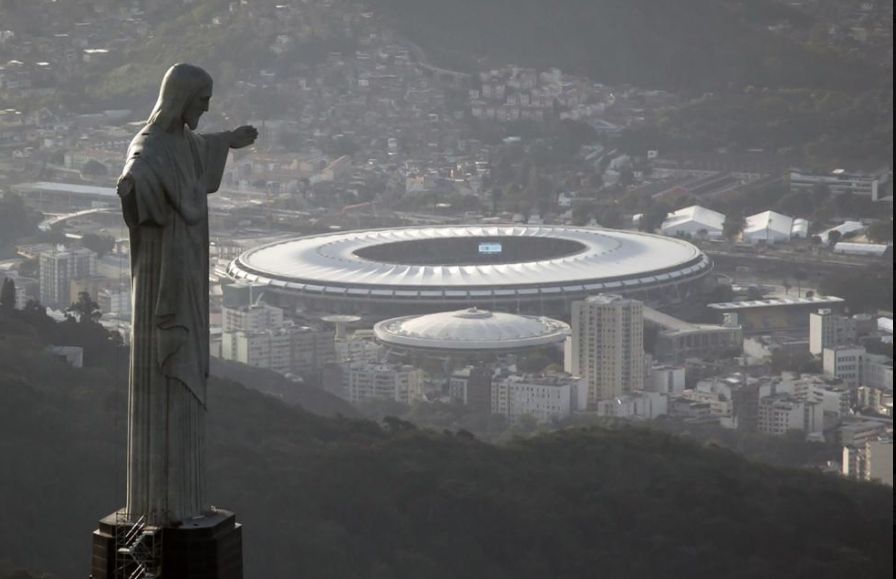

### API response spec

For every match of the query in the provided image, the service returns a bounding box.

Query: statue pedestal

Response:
[91,509,243,579]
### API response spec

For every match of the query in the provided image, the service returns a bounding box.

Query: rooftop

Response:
[373,307,570,351]
[708,296,845,310]
[228,225,711,296]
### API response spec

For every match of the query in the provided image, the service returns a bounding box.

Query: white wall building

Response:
[595,391,667,420]
[647,365,686,394]
[790,218,810,239]
[823,346,866,388]
[660,205,725,239]
[863,354,894,391]
[809,309,857,356]
[335,330,382,363]
[38,246,96,307]
[97,286,131,319]
[832,242,891,257]
[490,373,585,424]
[843,437,893,486]
[567,294,644,407]
[785,374,851,420]
[817,221,866,244]
[221,323,336,377]
[757,395,824,436]
[742,211,794,245]
[222,302,284,332]
[865,438,893,486]
[346,362,424,404]
[789,168,891,201]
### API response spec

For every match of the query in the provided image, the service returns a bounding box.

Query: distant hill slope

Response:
[370,0,879,92]
[0,313,891,579]
[209,357,358,417]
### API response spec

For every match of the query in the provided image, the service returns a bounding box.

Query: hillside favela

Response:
[0,0,892,578]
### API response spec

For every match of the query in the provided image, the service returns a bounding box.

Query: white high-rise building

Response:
[822,346,866,388]
[595,391,667,420]
[334,330,382,363]
[843,437,893,486]
[97,286,131,319]
[862,354,894,391]
[490,373,585,424]
[756,395,824,436]
[39,246,96,307]
[346,362,424,404]
[566,294,644,407]
[222,302,284,332]
[809,309,857,356]
[865,438,893,486]
[219,302,336,377]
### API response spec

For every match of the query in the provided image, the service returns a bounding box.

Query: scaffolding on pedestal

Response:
[114,512,162,579]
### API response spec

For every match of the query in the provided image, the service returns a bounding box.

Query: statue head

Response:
[147,63,213,132]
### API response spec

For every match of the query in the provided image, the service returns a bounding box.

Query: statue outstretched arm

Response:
[195,125,257,195]
[228,125,258,149]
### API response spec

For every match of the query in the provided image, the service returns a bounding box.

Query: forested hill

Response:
[371,0,880,92]
[0,308,892,579]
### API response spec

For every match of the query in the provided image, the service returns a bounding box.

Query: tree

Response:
[80,159,108,177]
[571,200,595,226]
[639,204,669,233]
[596,206,624,229]
[810,183,830,202]
[723,212,746,240]
[833,191,856,215]
[793,269,807,296]
[0,277,15,309]
[17,258,38,278]
[0,193,40,254]
[771,349,821,374]
[80,233,114,257]
[867,219,893,243]
[66,291,101,325]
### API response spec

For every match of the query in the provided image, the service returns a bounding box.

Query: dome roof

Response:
[373,307,570,351]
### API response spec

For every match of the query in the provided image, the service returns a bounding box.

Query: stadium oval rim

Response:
[226,225,712,299]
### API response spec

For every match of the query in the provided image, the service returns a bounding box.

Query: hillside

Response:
[370,0,881,92]
[0,308,892,579]
[209,357,358,417]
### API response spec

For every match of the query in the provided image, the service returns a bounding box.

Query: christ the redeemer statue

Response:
[117,63,257,524]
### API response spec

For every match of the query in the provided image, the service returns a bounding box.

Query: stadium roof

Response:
[12,181,117,198]
[707,296,844,310]
[227,225,711,297]
[374,307,570,351]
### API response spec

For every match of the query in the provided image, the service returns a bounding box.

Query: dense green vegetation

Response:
[372,0,874,92]
[0,194,40,258]
[372,0,891,167]
[820,266,894,314]
[0,307,892,579]
[643,88,893,169]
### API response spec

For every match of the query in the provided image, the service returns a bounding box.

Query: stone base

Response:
[91,509,243,579]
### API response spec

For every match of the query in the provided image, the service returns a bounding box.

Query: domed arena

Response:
[374,307,571,354]
[226,225,712,318]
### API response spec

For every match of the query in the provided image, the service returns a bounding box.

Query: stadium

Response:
[226,225,713,318]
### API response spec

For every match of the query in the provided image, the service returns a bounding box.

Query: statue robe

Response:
[119,125,229,524]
